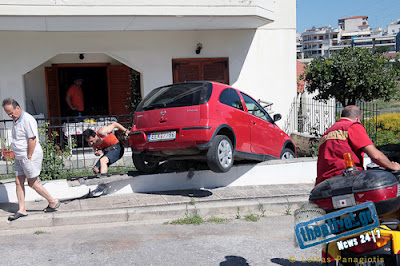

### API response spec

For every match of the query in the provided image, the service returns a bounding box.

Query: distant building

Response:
[302,25,339,58]
[388,19,400,35]
[296,31,303,59]
[300,16,399,58]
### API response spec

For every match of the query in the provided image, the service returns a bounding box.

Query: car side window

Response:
[219,89,244,110]
[240,92,273,123]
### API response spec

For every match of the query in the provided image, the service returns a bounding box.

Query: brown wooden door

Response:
[45,66,61,118]
[172,58,229,84]
[107,65,132,115]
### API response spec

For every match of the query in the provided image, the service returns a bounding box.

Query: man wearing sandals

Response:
[2,98,60,221]
[83,123,129,174]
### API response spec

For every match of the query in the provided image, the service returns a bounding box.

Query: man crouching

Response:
[83,123,129,174]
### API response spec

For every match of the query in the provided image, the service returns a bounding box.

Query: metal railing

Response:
[284,98,379,142]
[0,114,133,178]
[284,98,337,136]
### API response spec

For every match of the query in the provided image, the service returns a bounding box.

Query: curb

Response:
[0,194,309,230]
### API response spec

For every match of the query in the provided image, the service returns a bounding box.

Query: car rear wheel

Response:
[206,135,234,173]
[280,148,295,159]
[132,153,160,174]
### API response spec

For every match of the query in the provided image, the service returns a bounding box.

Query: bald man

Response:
[316,105,400,185]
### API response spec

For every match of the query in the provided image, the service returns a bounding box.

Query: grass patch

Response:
[0,165,137,180]
[69,166,136,178]
[284,197,292,215]
[0,173,15,180]
[170,215,203,225]
[168,215,228,225]
[189,198,196,205]
[244,213,260,222]
[206,216,228,223]
[259,203,266,217]
[34,230,46,235]
[236,207,241,219]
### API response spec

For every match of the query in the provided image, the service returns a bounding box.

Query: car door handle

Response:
[160,118,167,123]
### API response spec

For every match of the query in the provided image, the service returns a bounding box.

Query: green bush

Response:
[39,122,75,180]
[365,113,400,146]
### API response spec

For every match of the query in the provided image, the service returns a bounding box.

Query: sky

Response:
[296,0,400,33]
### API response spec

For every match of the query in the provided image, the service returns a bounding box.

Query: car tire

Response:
[132,153,159,174]
[280,148,295,159]
[206,135,234,173]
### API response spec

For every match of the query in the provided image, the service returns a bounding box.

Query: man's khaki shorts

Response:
[14,151,43,179]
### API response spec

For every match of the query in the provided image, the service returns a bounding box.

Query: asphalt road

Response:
[0,215,321,266]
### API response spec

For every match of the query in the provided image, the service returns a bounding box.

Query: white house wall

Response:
[233,0,296,122]
[0,0,275,31]
[0,0,296,129]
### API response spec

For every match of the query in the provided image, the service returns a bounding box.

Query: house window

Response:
[172,58,229,84]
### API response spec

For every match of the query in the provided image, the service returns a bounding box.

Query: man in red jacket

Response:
[316,105,400,185]
[83,123,129,174]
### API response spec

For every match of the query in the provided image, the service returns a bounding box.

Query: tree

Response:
[303,47,399,107]
[374,46,390,54]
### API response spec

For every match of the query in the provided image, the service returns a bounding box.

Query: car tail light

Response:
[347,235,391,253]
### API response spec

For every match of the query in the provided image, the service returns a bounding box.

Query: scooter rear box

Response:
[309,170,400,215]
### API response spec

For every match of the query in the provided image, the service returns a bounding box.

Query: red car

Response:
[129,81,296,173]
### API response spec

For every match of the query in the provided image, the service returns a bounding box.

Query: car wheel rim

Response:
[282,152,294,159]
[142,156,157,168]
[217,139,232,168]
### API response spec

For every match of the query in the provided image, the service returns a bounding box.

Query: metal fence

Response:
[0,114,133,178]
[284,97,379,141]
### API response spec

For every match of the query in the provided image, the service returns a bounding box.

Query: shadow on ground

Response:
[144,189,213,198]
[220,255,249,265]
[0,202,18,214]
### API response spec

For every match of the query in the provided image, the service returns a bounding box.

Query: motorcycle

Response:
[309,154,400,266]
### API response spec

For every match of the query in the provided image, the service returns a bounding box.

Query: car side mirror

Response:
[273,114,282,122]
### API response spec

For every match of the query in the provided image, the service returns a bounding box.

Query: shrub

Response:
[365,113,400,146]
[39,122,75,180]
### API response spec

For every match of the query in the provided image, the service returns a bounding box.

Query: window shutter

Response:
[107,65,131,115]
[203,61,228,83]
[172,58,229,84]
[45,66,60,118]
[173,62,201,82]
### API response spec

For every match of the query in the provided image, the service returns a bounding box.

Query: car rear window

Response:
[136,82,212,111]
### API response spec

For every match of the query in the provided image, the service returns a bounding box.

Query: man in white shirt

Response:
[2,98,60,221]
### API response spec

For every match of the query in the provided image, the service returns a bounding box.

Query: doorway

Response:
[45,63,139,118]
[59,66,108,116]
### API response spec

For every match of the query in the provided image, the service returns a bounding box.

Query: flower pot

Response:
[2,150,14,161]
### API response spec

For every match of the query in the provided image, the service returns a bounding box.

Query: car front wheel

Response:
[206,135,234,173]
[280,148,295,159]
[132,153,160,174]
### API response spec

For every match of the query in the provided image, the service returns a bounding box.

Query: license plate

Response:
[148,131,176,142]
